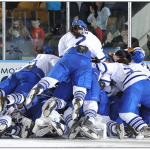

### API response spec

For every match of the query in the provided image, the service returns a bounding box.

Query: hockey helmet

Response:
[72,20,87,29]
[42,45,55,54]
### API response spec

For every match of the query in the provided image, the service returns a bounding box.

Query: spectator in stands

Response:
[45,2,61,28]
[147,34,150,59]
[70,2,92,25]
[60,2,92,26]
[90,16,104,43]
[6,17,32,60]
[147,34,150,51]
[30,18,45,47]
[104,24,139,49]
[87,2,111,31]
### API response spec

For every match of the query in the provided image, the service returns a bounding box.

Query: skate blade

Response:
[26,89,36,105]
[43,110,50,118]
[81,126,98,139]
[71,104,78,120]
[43,101,56,117]
[21,119,32,138]
[118,124,124,140]
[49,121,63,136]
[0,124,6,132]
[12,135,20,139]
[36,127,50,137]
[69,126,81,139]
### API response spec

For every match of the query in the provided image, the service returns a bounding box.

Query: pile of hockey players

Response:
[0,20,150,140]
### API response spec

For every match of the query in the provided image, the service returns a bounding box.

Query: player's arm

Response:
[93,35,106,62]
[97,62,118,75]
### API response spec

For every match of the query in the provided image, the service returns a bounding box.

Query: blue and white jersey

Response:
[130,60,150,72]
[15,54,60,77]
[125,47,150,71]
[98,62,149,91]
[58,30,106,62]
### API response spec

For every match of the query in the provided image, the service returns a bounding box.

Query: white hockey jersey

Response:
[99,62,150,91]
[15,54,60,77]
[58,30,106,62]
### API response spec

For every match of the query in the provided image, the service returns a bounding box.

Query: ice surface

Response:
[1,136,150,148]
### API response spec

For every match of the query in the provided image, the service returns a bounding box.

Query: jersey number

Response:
[76,35,86,46]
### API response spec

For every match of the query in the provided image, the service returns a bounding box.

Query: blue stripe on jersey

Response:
[146,64,150,71]
[122,71,145,84]
[101,79,111,83]
[0,119,8,124]
[122,71,142,84]
[123,74,147,89]
[15,94,20,103]
[11,94,17,104]
[135,122,146,130]
[95,63,99,71]
[102,62,107,74]
[99,56,106,62]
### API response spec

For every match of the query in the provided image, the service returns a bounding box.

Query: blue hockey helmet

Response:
[42,45,55,54]
[72,20,87,29]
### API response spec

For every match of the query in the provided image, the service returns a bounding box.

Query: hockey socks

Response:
[6,93,25,105]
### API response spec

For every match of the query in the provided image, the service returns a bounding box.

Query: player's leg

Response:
[42,80,72,117]
[119,81,150,137]
[63,107,83,139]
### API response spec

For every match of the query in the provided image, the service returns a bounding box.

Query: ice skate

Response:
[136,126,150,139]
[4,106,15,116]
[71,98,81,120]
[43,98,57,117]
[124,125,138,137]
[35,125,53,137]
[68,117,84,139]
[0,124,12,137]
[26,85,43,106]
[80,116,98,139]
[21,118,35,138]
[115,123,124,139]
[0,96,9,111]
[49,120,63,136]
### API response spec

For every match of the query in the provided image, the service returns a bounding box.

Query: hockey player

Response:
[114,47,149,71]
[105,49,150,139]
[26,20,106,121]
[41,68,109,140]
[0,45,60,111]
[98,57,150,138]
[0,86,68,138]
